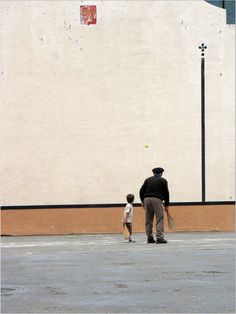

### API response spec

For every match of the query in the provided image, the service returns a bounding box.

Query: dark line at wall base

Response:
[1,201,235,210]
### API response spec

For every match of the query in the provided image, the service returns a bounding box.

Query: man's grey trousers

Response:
[144,197,164,240]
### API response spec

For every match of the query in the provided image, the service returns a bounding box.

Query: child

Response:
[122,194,136,243]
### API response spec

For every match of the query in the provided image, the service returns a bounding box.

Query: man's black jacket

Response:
[139,174,169,206]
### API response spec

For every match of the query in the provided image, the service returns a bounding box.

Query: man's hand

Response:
[141,203,144,209]
[165,206,169,213]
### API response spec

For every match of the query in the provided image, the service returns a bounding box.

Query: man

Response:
[139,167,169,244]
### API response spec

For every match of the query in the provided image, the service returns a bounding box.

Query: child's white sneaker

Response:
[123,239,130,243]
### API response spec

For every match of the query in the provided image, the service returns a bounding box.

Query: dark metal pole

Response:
[199,43,207,202]
[201,57,206,202]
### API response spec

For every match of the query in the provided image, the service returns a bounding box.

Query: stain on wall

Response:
[80,5,97,25]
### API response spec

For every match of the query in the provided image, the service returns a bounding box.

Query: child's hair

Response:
[126,194,134,204]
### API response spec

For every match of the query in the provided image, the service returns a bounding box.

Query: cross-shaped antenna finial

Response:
[198,43,207,57]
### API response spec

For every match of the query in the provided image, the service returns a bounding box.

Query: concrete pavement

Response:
[1,232,235,313]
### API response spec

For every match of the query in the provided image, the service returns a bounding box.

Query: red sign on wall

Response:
[80,5,97,25]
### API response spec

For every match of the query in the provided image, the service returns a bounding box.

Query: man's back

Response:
[139,174,169,206]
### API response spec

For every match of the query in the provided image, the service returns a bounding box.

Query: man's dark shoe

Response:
[147,237,156,243]
[156,238,168,244]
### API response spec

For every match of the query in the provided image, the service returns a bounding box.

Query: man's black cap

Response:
[152,167,164,174]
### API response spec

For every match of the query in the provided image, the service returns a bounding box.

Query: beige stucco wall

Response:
[0,1,235,206]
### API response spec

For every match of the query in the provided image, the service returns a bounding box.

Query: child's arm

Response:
[122,212,129,223]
